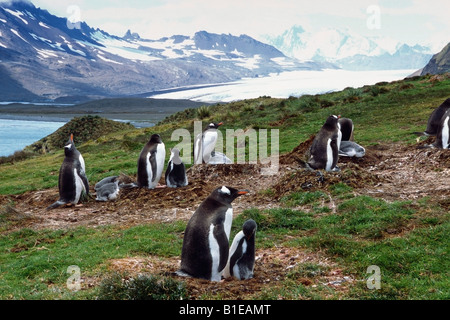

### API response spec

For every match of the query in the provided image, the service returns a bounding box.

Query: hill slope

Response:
[421,42,450,75]
[0,74,449,301]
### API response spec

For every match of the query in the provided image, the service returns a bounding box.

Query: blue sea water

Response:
[0,119,66,157]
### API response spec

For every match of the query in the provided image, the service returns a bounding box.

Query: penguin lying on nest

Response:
[338,117,365,158]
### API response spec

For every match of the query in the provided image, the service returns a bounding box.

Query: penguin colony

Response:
[47,97,449,281]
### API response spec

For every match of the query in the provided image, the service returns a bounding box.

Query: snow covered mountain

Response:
[264,25,433,71]
[0,1,329,102]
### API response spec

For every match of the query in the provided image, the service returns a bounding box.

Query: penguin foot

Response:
[46,200,66,210]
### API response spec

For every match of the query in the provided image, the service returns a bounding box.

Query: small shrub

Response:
[196,106,211,119]
[98,272,188,300]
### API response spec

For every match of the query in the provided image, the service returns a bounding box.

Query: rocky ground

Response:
[1,137,449,299]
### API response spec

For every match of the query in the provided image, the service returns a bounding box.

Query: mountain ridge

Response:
[0,1,328,102]
[264,24,434,71]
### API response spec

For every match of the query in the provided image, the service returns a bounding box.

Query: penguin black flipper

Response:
[149,150,158,183]
[212,220,230,276]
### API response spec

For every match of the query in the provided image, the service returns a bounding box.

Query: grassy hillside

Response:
[0,73,449,301]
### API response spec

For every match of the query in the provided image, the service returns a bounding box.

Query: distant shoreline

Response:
[0,97,209,127]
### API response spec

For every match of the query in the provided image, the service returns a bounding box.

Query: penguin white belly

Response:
[208,224,222,282]
[325,138,333,171]
[73,169,84,204]
[145,151,153,187]
[223,230,244,278]
[442,116,449,148]
[232,240,247,280]
[224,208,233,240]
[194,134,202,164]
[79,154,86,173]
[154,143,166,184]
[202,131,218,162]
[337,123,342,149]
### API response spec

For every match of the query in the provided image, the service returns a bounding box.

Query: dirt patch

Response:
[102,246,353,300]
[1,140,449,299]
[1,140,448,230]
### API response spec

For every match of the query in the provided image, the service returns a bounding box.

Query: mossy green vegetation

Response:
[0,74,449,300]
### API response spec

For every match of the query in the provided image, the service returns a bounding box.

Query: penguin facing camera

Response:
[165,148,188,188]
[137,134,166,189]
[194,122,223,164]
[307,115,342,172]
[176,186,249,282]
[223,219,257,280]
[47,134,89,210]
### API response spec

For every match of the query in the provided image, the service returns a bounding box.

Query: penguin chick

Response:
[223,219,257,280]
[95,180,120,202]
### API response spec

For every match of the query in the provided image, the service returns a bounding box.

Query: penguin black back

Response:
[177,186,248,281]
[308,115,341,171]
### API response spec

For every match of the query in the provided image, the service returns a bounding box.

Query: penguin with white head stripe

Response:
[223,219,257,280]
[137,134,166,189]
[176,186,249,281]
[47,134,89,209]
[194,122,223,164]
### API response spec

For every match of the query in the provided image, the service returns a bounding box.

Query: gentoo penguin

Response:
[165,148,188,188]
[94,176,118,191]
[194,122,223,164]
[339,141,366,158]
[95,179,120,202]
[47,134,89,210]
[223,219,257,280]
[433,109,450,149]
[176,186,249,281]
[414,98,450,136]
[307,115,342,172]
[137,134,166,189]
[338,117,354,141]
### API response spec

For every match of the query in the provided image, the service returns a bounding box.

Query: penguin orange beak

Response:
[70,133,74,142]
[238,189,249,195]
[337,115,341,119]
[218,122,224,126]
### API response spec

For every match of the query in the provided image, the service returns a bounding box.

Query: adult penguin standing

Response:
[176,186,249,281]
[137,134,166,189]
[307,115,342,172]
[47,134,89,210]
[194,122,223,164]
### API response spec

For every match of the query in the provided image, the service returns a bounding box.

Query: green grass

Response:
[0,222,185,299]
[0,74,449,300]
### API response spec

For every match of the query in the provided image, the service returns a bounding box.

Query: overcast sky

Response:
[27,0,450,51]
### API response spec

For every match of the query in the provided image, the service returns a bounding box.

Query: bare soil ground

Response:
[1,138,449,298]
